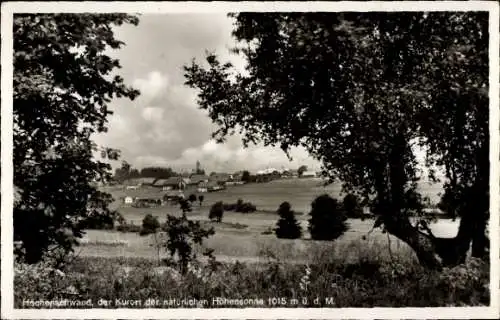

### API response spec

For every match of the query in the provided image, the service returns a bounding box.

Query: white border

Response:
[1,1,499,319]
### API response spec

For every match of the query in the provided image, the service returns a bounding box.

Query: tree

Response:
[140,214,160,236]
[342,194,363,219]
[140,166,177,179]
[184,12,488,269]
[274,202,302,239]
[129,168,141,179]
[14,13,140,263]
[297,165,308,177]
[209,201,224,222]
[179,199,192,217]
[437,190,458,220]
[114,161,132,183]
[162,214,215,274]
[241,170,251,183]
[188,194,197,203]
[308,194,349,241]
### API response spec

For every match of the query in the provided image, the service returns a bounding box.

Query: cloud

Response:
[133,71,168,99]
[94,14,321,173]
[141,106,164,122]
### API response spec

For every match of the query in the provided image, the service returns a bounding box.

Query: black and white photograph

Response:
[1,1,499,319]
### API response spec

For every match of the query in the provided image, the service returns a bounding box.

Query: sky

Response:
[93,14,322,174]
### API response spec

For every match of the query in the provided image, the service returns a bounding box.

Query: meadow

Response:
[79,178,453,264]
[16,178,488,308]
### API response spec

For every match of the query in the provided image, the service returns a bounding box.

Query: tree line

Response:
[112,161,206,183]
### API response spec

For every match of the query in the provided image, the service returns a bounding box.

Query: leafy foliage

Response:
[140,214,160,236]
[14,13,140,263]
[209,201,224,222]
[162,215,215,274]
[297,165,308,177]
[183,12,489,266]
[241,170,251,182]
[222,199,257,213]
[76,209,122,230]
[116,223,141,233]
[139,166,178,180]
[179,199,192,216]
[308,194,349,241]
[274,202,302,239]
[188,193,197,203]
[342,194,363,219]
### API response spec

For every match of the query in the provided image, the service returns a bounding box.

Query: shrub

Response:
[220,199,257,213]
[188,194,197,203]
[78,210,123,230]
[179,199,192,215]
[261,227,274,235]
[274,202,302,239]
[241,170,250,182]
[342,194,363,219]
[116,223,141,233]
[235,199,257,213]
[308,194,349,240]
[140,214,160,236]
[209,201,224,222]
[223,203,236,211]
[162,215,215,274]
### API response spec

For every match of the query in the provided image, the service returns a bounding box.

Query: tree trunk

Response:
[383,214,444,269]
[380,133,470,269]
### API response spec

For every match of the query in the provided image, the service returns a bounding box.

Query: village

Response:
[119,166,319,208]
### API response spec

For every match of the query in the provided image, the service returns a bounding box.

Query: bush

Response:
[140,214,160,236]
[223,203,236,211]
[179,199,192,215]
[78,210,123,230]
[308,194,349,240]
[116,223,141,233]
[342,194,363,219]
[188,194,197,203]
[209,201,224,222]
[221,199,257,213]
[162,215,215,274]
[235,199,256,213]
[241,170,250,182]
[274,202,302,239]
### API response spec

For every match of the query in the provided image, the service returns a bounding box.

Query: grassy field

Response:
[79,178,454,264]
[17,179,487,309]
[106,177,443,221]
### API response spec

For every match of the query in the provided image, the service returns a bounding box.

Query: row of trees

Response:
[113,161,188,183]
[184,12,490,269]
[275,195,356,240]
[204,193,358,240]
